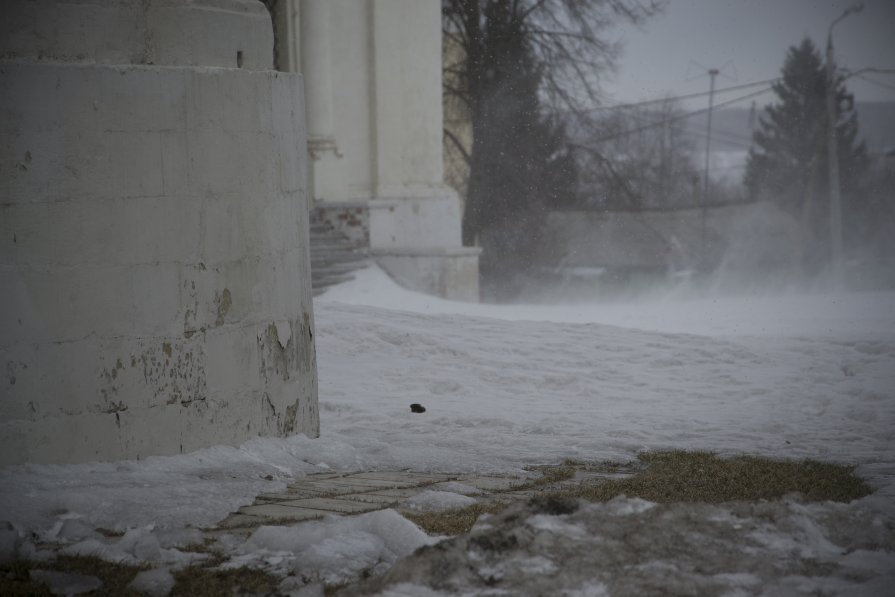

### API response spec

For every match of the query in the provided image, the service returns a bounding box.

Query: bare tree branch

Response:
[444,128,472,166]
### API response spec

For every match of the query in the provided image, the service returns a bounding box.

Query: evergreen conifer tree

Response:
[744,37,867,270]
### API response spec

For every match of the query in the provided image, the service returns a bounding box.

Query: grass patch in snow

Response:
[0,546,280,597]
[521,462,578,487]
[402,502,509,536]
[402,451,872,536]
[170,565,281,596]
[563,451,873,504]
[0,555,147,596]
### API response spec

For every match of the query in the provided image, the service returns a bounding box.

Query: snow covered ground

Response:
[2,265,894,594]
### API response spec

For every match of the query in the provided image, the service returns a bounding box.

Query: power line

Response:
[680,128,754,150]
[586,77,780,112]
[855,74,895,92]
[616,105,756,147]
[681,121,755,146]
[581,86,774,144]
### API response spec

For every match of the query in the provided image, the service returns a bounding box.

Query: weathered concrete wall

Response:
[0,0,319,465]
[0,0,274,70]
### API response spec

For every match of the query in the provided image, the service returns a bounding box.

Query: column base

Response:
[373,247,481,302]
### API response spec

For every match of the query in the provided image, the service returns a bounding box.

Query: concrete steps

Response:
[309,222,369,295]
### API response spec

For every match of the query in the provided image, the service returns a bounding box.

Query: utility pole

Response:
[700,68,718,270]
[826,2,863,288]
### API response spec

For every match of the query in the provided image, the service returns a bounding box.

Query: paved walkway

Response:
[215,465,636,532]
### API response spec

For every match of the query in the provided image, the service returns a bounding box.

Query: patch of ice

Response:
[229,509,438,585]
[512,555,557,575]
[526,514,588,539]
[401,490,478,512]
[278,577,325,596]
[604,496,656,517]
[560,584,611,597]
[61,526,206,568]
[127,567,175,597]
[378,583,454,597]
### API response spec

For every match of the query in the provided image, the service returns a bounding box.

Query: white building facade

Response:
[272,0,480,300]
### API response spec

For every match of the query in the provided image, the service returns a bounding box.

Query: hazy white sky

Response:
[606,0,895,109]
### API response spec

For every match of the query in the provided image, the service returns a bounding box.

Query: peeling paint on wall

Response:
[214,288,232,327]
[258,321,294,384]
[96,339,207,412]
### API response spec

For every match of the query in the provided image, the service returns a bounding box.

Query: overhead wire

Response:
[583,77,780,112]
[578,86,774,144]
[855,74,895,92]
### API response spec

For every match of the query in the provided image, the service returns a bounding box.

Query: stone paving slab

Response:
[216,472,477,530]
[279,497,383,514]
[214,467,628,531]
[351,488,425,501]
[281,482,357,497]
[302,477,421,491]
[352,471,455,483]
[338,493,409,506]
[238,503,327,521]
[216,513,268,530]
[455,476,526,492]
[255,491,324,502]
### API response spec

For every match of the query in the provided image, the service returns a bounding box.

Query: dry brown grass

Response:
[0,555,147,596]
[562,451,873,504]
[399,451,872,537]
[402,502,509,536]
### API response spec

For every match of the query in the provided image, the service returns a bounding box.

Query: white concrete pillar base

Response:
[374,248,482,302]
[1,60,318,464]
[368,194,464,250]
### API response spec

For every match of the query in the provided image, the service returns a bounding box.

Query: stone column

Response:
[0,0,319,464]
[272,0,300,72]
[299,0,345,202]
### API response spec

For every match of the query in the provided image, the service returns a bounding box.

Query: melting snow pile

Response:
[225,509,439,589]
[339,496,895,596]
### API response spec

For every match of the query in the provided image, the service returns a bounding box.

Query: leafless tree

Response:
[442,0,663,299]
[442,0,664,240]
[575,99,702,210]
[444,0,663,119]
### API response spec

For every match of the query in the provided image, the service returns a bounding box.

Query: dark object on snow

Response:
[410,403,426,413]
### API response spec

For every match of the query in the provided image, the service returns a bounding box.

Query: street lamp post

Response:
[825,2,863,287]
